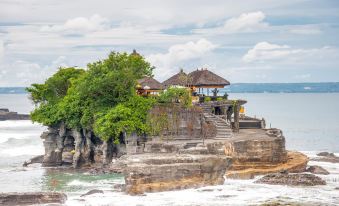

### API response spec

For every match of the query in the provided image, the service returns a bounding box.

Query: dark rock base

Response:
[0,192,67,206]
[255,172,326,186]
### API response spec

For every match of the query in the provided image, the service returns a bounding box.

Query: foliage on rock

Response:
[27,51,154,142]
[158,87,192,108]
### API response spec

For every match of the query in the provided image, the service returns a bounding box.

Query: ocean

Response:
[0,93,339,205]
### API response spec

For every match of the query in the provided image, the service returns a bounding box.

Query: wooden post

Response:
[233,102,240,133]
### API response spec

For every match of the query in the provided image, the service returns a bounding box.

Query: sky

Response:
[0,0,339,86]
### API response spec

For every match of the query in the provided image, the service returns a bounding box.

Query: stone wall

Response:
[147,105,205,139]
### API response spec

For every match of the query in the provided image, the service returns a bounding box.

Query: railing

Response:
[198,95,228,103]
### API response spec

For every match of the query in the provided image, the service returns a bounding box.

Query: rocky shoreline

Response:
[0,108,30,121]
[30,123,328,195]
[0,192,67,206]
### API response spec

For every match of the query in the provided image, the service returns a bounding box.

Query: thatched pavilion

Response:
[188,68,230,96]
[137,77,163,96]
[162,68,230,97]
[162,69,190,88]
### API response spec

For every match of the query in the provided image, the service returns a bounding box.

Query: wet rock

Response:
[41,127,63,167]
[199,189,214,192]
[317,152,335,157]
[0,192,67,205]
[80,189,104,197]
[217,195,236,199]
[255,172,326,186]
[306,165,329,175]
[23,155,44,167]
[312,152,339,163]
[113,184,126,192]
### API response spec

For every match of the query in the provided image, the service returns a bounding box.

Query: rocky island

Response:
[10,51,324,202]
[0,108,30,121]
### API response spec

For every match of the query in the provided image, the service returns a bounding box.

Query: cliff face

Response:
[224,129,287,167]
[40,124,125,168]
[121,153,232,195]
[224,129,307,179]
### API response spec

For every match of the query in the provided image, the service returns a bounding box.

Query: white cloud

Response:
[243,42,290,62]
[41,14,109,35]
[194,11,269,34]
[222,11,268,33]
[243,42,339,64]
[0,56,68,87]
[146,39,217,80]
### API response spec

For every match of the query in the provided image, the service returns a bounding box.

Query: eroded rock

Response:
[121,153,232,195]
[306,165,329,175]
[80,189,104,197]
[312,152,339,163]
[23,155,44,167]
[255,172,326,186]
[0,192,67,206]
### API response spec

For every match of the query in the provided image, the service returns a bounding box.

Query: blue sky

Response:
[0,0,339,86]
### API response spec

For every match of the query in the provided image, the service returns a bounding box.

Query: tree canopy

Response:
[27,51,155,143]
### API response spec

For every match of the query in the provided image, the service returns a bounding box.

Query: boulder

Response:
[80,189,104,197]
[23,155,44,167]
[317,152,335,157]
[312,152,339,163]
[255,172,326,186]
[306,165,329,175]
[0,192,67,205]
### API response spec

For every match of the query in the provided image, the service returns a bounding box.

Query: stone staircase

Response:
[204,113,233,139]
[200,104,212,113]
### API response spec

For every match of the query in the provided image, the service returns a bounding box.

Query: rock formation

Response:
[255,172,326,186]
[0,192,67,205]
[312,152,339,163]
[306,165,330,175]
[0,108,30,121]
[119,153,232,195]
[40,123,124,168]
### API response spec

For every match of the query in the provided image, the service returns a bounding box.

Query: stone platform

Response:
[119,154,232,195]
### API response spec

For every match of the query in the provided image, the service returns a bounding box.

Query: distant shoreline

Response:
[2,82,339,94]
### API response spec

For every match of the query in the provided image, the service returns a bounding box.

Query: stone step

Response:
[215,135,232,139]
[217,129,232,132]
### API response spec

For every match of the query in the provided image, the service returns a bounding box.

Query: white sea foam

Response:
[0,120,45,156]
[65,151,339,206]
[0,145,44,157]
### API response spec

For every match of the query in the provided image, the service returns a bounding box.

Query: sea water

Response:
[0,93,339,205]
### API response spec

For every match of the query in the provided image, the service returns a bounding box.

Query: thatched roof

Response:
[162,70,188,87]
[137,77,163,90]
[188,69,230,87]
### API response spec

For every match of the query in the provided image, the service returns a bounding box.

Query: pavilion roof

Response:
[162,70,189,88]
[137,77,163,90]
[188,69,230,87]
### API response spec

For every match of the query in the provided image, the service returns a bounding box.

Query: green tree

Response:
[27,67,85,126]
[158,87,192,108]
[93,95,156,142]
[27,51,156,143]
